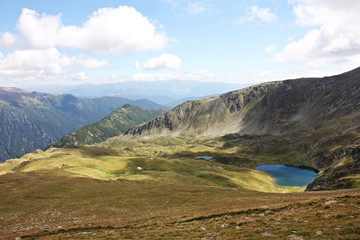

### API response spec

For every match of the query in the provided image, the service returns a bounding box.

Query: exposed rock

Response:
[221,223,228,228]
[324,200,338,205]
[287,234,304,240]
[263,232,275,237]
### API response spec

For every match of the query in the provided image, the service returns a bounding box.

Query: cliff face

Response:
[0,88,163,161]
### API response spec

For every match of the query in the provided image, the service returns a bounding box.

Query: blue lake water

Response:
[195,156,213,160]
[255,164,318,187]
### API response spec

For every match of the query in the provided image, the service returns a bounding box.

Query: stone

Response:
[263,232,274,237]
[287,234,303,240]
[325,200,338,205]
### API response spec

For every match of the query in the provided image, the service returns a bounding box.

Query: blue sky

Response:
[0,0,359,87]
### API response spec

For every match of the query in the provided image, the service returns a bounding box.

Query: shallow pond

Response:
[256,164,318,187]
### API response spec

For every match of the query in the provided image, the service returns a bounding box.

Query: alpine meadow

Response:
[0,1,360,240]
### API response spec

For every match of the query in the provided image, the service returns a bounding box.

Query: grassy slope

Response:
[0,139,301,193]
[0,172,359,239]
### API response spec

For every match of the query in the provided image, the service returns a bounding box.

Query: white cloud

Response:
[239,5,277,24]
[0,32,18,48]
[186,2,214,15]
[16,8,62,49]
[275,0,360,70]
[135,53,182,70]
[0,48,72,77]
[0,48,108,80]
[80,58,108,69]
[250,5,277,22]
[265,44,276,54]
[73,72,89,81]
[165,0,215,16]
[0,7,171,55]
[133,69,214,81]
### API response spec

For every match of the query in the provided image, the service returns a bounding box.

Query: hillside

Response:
[0,171,358,240]
[124,67,360,191]
[125,67,360,137]
[0,88,164,161]
[53,105,163,147]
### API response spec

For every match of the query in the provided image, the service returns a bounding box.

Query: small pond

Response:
[256,164,318,187]
[195,156,213,161]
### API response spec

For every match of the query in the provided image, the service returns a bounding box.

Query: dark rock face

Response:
[0,88,164,161]
[306,147,360,191]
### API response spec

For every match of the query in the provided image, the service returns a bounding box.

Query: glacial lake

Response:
[256,164,318,187]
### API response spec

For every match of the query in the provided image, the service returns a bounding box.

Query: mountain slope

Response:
[0,88,164,161]
[125,67,360,137]
[53,105,163,147]
[123,67,360,190]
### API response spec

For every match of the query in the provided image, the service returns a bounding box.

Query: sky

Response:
[0,0,360,87]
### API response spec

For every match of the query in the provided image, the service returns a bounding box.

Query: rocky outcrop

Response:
[306,146,360,191]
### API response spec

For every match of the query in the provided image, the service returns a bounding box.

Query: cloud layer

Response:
[0,6,174,82]
[0,6,171,55]
[0,48,108,80]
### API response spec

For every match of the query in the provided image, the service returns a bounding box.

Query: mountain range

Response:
[28,80,248,106]
[1,68,360,239]
[0,87,164,161]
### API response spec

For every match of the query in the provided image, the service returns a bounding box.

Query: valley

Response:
[0,88,164,162]
[1,133,359,239]
[1,68,360,239]
[1,1,360,239]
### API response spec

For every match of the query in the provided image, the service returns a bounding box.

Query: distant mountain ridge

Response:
[28,80,248,106]
[53,105,163,147]
[0,88,164,161]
